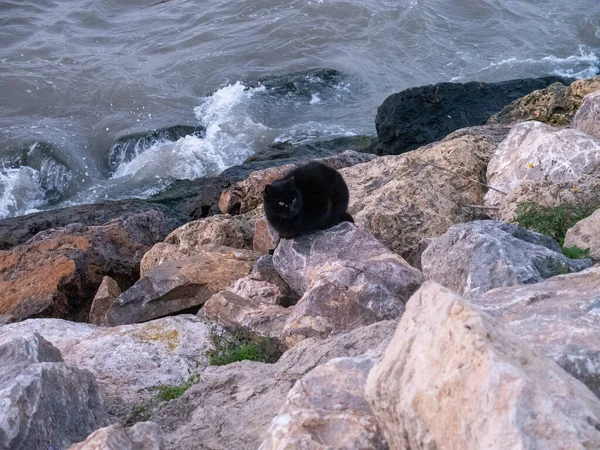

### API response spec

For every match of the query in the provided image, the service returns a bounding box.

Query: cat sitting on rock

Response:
[263,161,354,239]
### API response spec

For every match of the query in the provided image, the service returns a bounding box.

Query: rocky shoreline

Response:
[2,75,600,449]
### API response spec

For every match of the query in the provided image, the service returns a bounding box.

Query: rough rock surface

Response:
[0,200,185,251]
[573,89,600,140]
[150,320,397,450]
[274,222,422,347]
[0,210,181,322]
[564,208,600,260]
[488,76,600,126]
[0,333,108,450]
[253,216,280,254]
[374,76,568,155]
[69,422,165,450]
[260,356,387,450]
[471,265,600,399]
[485,121,600,221]
[99,245,259,326]
[342,125,509,257]
[366,282,600,450]
[421,220,592,296]
[141,212,259,276]
[89,276,122,325]
[219,150,376,215]
[0,315,213,423]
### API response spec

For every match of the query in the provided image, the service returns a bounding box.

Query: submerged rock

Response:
[274,222,422,347]
[260,356,387,450]
[150,320,397,450]
[98,245,259,326]
[0,315,213,423]
[342,125,509,257]
[366,282,600,450]
[0,333,108,450]
[68,422,165,450]
[485,121,600,221]
[0,210,180,322]
[375,76,569,155]
[421,220,592,296]
[488,76,600,126]
[471,265,600,399]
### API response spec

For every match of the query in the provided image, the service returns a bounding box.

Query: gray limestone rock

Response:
[68,422,165,450]
[0,333,108,450]
[421,220,592,296]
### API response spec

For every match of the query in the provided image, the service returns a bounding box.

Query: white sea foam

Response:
[0,166,46,218]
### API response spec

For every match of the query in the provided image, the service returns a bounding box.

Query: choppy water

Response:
[1,0,599,218]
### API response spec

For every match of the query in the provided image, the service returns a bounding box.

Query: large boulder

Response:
[471,265,600,399]
[273,222,422,347]
[375,76,568,155]
[96,245,260,326]
[421,220,591,296]
[564,207,600,260]
[573,89,600,140]
[260,356,387,450]
[0,315,213,423]
[0,210,181,322]
[150,320,397,450]
[485,121,600,221]
[342,125,509,257]
[140,211,260,276]
[219,150,376,215]
[69,422,164,450]
[0,333,108,450]
[488,76,600,126]
[366,282,600,450]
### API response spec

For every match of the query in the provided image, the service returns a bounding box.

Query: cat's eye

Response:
[278,201,285,206]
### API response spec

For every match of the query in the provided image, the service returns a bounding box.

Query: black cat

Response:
[263,161,353,239]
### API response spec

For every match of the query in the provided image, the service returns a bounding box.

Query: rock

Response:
[89,276,122,325]
[0,333,108,450]
[564,208,600,259]
[141,212,258,276]
[68,422,165,450]
[404,238,432,271]
[245,136,376,163]
[470,265,600,399]
[219,150,376,215]
[108,125,205,172]
[0,315,214,423]
[274,222,422,347]
[343,125,509,257]
[421,220,592,296]
[0,200,185,251]
[100,245,260,326]
[0,210,181,322]
[573,89,600,140]
[260,356,387,450]
[0,316,13,327]
[150,320,397,450]
[488,76,600,126]
[366,282,600,450]
[485,121,600,221]
[375,76,569,155]
[253,216,280,254]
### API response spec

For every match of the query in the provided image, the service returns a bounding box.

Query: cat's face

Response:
[263,178,302,218]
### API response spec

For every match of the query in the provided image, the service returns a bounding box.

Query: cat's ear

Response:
[264,184,274,198]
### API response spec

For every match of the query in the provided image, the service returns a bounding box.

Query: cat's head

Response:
[263,177,302,218]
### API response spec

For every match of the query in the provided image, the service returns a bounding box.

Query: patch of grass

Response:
[129,403,153,423]
[561,245,591,260]
[514,202,598,246]
[156,375,199,401]
[206,329,281,366]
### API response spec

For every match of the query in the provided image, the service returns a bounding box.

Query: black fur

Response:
[263,161,353,239]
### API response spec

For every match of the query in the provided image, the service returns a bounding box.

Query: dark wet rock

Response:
[375,76,571,155]
[0,200,185,251]
[422,220,592,296]
[0,333,108,450]
[244,136,376,163]
[108,125,205,172]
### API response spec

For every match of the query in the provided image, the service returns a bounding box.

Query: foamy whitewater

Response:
[1,0,599,218]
